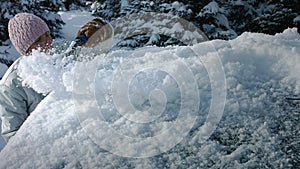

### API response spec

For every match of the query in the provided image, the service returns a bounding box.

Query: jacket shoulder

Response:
[0,58,22,87]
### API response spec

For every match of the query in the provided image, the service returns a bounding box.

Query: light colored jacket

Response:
[0,58,44,142]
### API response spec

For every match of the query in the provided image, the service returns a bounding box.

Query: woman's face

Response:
[27,31,53,54]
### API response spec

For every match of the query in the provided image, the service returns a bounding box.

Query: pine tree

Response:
[91,0,121,21]
[92,0,204,49]
[250,0,298,34]
[63,0,90,11]
[221,0,258,35]
[197,1,237,40]
[222,0,299,35]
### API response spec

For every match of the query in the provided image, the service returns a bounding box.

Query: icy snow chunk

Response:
[17,50,75,95]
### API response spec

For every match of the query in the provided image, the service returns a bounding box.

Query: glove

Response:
[75,18,106,47]
[77,18,106,38]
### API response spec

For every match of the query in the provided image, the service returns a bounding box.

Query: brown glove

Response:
[77,18,106,38]
[76,18,113,47]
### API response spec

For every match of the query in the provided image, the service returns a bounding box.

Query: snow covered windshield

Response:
[0,11,299,168]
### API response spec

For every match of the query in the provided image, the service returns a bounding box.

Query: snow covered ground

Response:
[0,11,299,168]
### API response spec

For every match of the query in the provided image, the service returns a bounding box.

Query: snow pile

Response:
[0,28,299,168]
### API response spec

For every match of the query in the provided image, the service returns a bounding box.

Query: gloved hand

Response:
[75,18,106,47]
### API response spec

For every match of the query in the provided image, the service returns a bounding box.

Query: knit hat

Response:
[8,13,50,55]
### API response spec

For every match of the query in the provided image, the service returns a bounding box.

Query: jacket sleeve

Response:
[0,79,29,142]
[0,60,44,143]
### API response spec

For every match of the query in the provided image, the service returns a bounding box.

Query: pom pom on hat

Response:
[8,13,50,55]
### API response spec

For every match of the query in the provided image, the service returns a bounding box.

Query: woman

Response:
[0,13,109,142]
[0,13,51,143]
